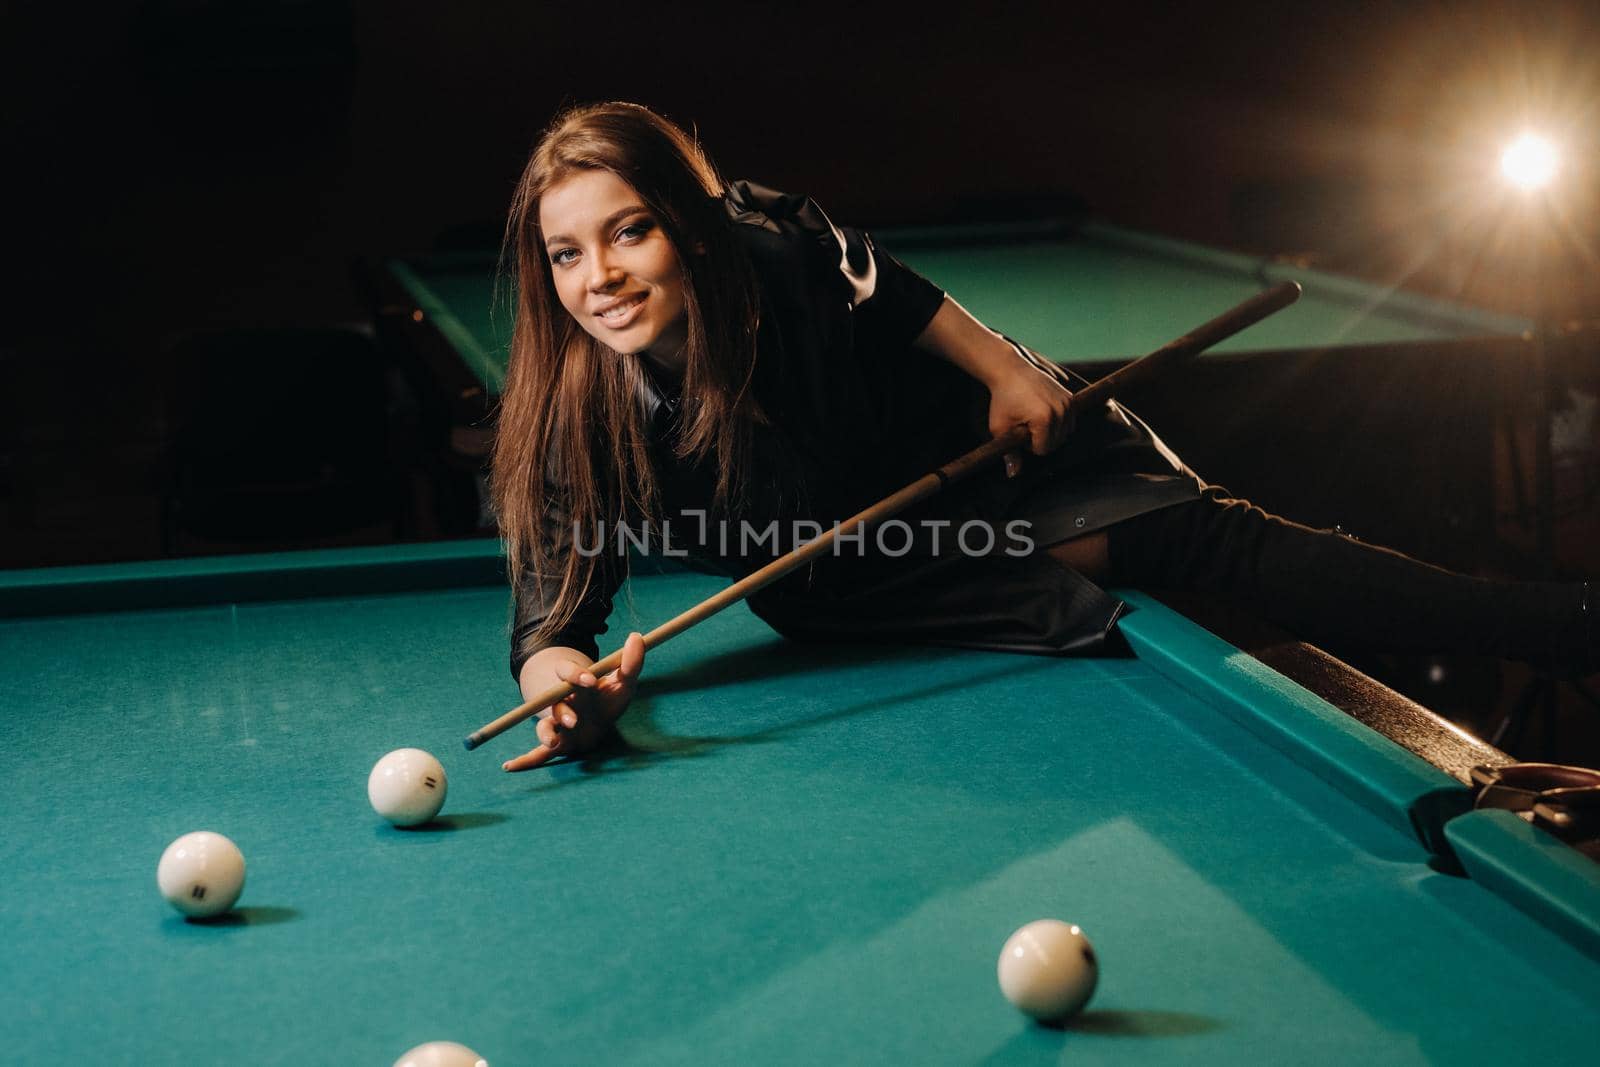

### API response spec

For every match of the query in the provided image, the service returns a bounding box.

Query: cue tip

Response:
[463,733,481,751]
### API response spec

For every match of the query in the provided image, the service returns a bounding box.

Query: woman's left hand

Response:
[986,363,1075,477]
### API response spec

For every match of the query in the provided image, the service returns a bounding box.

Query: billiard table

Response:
[3,541,1597,1064]
[370,218,1535,563]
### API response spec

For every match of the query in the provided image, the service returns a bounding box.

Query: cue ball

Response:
[368,748,449,826]
[997,919,1099,1022]
[393,1041,487,1067]
[156,831,246,919]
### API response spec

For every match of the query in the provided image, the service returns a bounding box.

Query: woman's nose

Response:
[586,252,623,291]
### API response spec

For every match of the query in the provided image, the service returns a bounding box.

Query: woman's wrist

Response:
[912,297,1025,389]
[963,333,1026,389]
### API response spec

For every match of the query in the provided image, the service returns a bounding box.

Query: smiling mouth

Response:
[597,294,647,325]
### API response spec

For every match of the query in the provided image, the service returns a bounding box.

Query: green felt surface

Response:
[1446,808,1600,958]
[386,222,1530,396]
[387,257,512,393]
[896,224,1527,360]
[0,538,508,617]
[3,557,1598,1065]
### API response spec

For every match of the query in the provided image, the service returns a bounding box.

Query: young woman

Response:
[491,101,1594,772]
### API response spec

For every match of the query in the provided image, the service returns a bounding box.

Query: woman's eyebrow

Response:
[544,205,650,247]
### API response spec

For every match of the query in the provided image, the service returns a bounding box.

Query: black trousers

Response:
[1103,485,1584,664]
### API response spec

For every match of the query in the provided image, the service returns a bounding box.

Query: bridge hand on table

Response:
[502,632,647,772]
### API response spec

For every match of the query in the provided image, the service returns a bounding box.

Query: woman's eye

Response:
[617,221,653,242]
[550,248,577,266]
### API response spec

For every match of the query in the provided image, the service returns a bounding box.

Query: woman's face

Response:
[539,168,689,371]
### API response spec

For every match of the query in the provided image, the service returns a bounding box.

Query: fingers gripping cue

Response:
[464,280,1302,753]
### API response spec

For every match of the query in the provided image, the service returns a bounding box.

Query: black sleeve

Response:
[836,226,947,353]
[508,487,626,681]
[725,179,947,353]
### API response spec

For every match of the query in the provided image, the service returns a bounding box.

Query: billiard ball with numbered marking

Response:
[157,831,246,919]
[368,748,449,827]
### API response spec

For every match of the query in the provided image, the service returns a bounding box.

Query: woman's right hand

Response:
[502,632,646,772]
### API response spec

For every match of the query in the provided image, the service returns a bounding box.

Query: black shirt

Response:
[510,181,1201,678]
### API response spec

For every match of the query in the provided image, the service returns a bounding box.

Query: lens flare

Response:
[1500,133,1560,190]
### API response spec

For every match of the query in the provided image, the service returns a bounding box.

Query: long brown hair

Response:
[493,101,761,654]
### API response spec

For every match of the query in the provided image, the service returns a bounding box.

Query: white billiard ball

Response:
[368,748,448,826]
[997,919,1099,1022]
[157,831,246,919]
[393,1040,487,1067]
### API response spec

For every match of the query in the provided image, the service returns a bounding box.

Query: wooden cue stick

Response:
[464,279,1302,751]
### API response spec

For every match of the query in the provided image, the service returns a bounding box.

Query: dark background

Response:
[5,0,1599,755]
